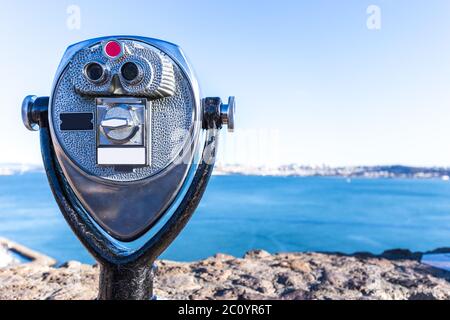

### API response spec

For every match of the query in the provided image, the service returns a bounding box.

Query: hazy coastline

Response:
[1,163,450,180]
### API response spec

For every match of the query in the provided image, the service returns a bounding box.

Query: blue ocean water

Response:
[1,172,450,264]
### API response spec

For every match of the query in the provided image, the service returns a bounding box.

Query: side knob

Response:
[202,96,236,132]
[21,95,49,131]
[220,96,235,132]
[22,95,38,131]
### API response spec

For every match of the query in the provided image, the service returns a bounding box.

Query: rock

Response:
[214,287,243,300]
[60,261,82,269]
[281,289,310,300]
[1,251,450,300]
[290,260,311,273]
[243,250,272,259]
[238,291,276,300]
[160,274,201,291]
[213,253,235,261]
[425,247,450,255]
[0,245,19,268]
[408,292,437,300]
[381,249,422,261]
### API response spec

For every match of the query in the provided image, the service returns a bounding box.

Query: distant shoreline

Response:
[213,164,450,180]
[0,164,450,181]
[1,164,450,180]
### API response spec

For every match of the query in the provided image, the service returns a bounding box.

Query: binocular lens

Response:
[85,63,105,82]
[121,62,140,82]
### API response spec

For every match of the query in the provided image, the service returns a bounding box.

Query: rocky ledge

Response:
[1,249,450,300]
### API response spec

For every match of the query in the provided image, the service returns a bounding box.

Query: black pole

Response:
[98,261,155,300]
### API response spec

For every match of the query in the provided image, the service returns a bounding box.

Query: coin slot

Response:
[60,113,94,131]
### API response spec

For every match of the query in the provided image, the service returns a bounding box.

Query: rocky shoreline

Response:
[1,245,450,300]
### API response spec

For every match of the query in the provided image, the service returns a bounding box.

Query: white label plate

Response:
[97,148,147,165]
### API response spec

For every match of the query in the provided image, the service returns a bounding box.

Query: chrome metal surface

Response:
[50,38,197,181]
[202,96,236,132]
[72,40,177,99]
[80,130,206,254]
[101,118,132,130]
[22,95,38,131]
[47,36,202,241]
[96,97,147,146]
[52,36,199,102]
[27,35,231,299]
[220,96,236,132]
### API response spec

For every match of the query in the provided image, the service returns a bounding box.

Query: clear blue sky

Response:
[1,0,450,167]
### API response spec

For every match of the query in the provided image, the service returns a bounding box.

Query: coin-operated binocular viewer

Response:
[22,36,235,300]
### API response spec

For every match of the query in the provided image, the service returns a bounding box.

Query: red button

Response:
[104,41,122,58]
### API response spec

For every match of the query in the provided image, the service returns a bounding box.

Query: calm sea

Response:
[1,172,450,264]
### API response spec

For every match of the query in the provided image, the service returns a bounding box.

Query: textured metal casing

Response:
[48,36,202,241]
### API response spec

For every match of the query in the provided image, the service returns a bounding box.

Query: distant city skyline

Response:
[1,1,450,167]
